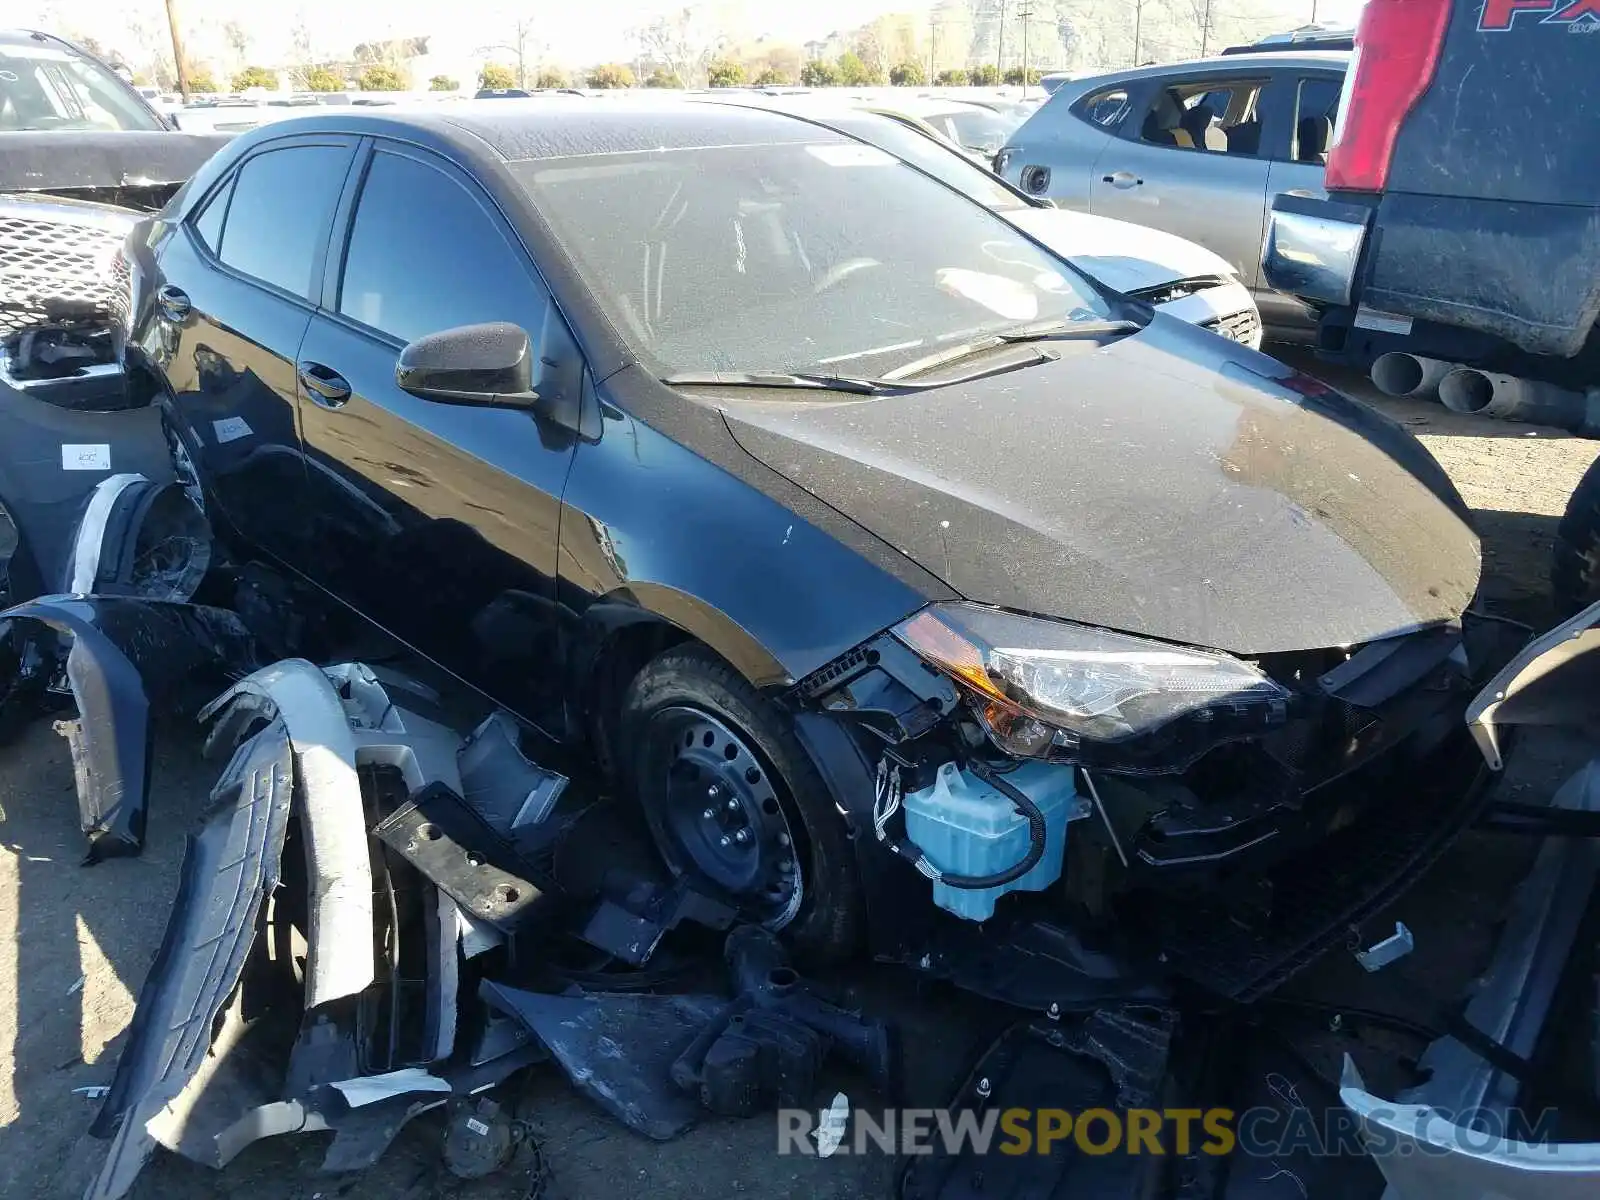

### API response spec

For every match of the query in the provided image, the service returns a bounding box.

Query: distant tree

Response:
[479,62,517,89]
[429,75,459,91]
[535,67,570,88]
[836,52,879,86]
[799,60,839,87]
[1003,66,1042,86]
[587,63,636,89]
[304,66,343,92]
[889,60,925,86]
[970,63,1001,86]
[752,67,791,87]
[131,71,150,86]
[358,65,405,91]
[187,67,220,94]
[705,58,746,88]
[644,68,684,88]
[232,65,276,91]
[935,67,969,86]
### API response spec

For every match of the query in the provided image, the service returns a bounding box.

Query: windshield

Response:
[936,108,1021,155]
[0,42,162,132]
[819,110,1028,212]
[514,138,1110,377]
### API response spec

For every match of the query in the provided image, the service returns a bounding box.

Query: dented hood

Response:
[720,315,1481,655]
[0,130,231,197]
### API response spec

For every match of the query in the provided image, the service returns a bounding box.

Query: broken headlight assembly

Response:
[894,603,1292,773]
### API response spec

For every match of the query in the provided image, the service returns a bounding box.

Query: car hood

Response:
[1004,206,1237,295]
[718,315,1481,655]
[0,130,231,197]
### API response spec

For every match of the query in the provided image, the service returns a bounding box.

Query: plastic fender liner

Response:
[86,719,293,1200]
[199,660,379,1008]
[0,595,257,859]
[1467,596,1600,770]
[1341,1059,1600,1198]
[65,473,212,601]
[0,599,145,859]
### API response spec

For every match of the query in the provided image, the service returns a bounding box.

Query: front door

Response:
[152,135,356,562]
[293,141,583,730]
[1090,74,1272,286]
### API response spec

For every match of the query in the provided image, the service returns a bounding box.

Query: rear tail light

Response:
[1325,0,1452,193]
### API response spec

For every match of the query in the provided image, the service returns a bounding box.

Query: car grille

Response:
[0,194,138,336]
[1205,307,1261,345]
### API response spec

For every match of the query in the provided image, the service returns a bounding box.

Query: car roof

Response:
[1062,48,1349,91]
[217,99,851,164]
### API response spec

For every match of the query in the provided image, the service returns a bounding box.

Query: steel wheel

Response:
[642,705,804,929]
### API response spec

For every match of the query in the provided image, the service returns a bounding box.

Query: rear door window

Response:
[1138,79,1265,157]
[1291,76,1342,164]
[215,144,352,299]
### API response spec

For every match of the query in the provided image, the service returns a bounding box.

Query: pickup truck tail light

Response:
[1325,0,1452,193]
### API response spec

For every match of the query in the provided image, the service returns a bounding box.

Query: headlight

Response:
[894,603,1290,772]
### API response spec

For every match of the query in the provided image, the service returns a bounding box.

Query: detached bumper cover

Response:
[1340,606,1600,1199]
[1261,193,1371,308]
[88,720,294,1199]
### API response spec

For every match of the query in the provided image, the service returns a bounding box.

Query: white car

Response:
[704,96,1263,349]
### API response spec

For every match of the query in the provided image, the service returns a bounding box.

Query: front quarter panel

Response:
[557,368,949,691]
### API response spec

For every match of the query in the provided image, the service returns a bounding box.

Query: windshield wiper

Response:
[661,370,888,395]
[880,318,1142,382]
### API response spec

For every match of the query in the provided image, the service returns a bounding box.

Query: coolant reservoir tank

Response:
[903,761,1087,922]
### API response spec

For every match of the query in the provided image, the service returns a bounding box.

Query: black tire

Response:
[1554,454,1600,614]
[618,644,863,963]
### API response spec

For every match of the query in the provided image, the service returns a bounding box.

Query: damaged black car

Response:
[100,98,1511,1008]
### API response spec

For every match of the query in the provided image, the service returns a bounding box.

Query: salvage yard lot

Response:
[1,350,1596,1200]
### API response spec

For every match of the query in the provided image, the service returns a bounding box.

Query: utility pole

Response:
[996,0,1008,82]
[163,0,191,99]
[1017,1,1034,94]
[1200,0,1213,56]
[1132,0,1144,66]
[929,16,939,84]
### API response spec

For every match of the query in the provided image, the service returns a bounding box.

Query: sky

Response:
[13,0,1368,68]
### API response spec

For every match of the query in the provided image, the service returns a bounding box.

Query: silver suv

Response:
[995,50,1348,341]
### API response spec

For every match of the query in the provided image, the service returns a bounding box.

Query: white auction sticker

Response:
[213,416,253,444]
[62,444,111,471]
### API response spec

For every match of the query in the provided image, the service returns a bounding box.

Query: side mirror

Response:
[395,322,539,409]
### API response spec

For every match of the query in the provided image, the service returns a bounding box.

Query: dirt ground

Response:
[1,347,1597,1200]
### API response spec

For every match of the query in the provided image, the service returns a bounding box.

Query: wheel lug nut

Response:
[719,835,732,847]
[778,859,794,873]
[707,785,721,798]
[726,798,740,812]
[734,829,751,844]
[777,833,791,847]
[702,808,715,820]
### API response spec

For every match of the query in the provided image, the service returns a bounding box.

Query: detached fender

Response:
[0,595,254,860]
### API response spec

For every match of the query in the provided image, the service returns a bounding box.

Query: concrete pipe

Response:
[1370,352,1452,400]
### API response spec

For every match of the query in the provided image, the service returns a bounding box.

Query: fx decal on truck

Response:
[1477,0,1600,31]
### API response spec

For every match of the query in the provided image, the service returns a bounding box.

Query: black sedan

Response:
[122,99,1486,981]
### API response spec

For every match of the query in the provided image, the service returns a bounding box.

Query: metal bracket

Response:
[1355,921,1414,973]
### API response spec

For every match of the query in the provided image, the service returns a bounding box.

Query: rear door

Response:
[152,135,356,562]
[1089,72,1272,285]
[293,139,584,729]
